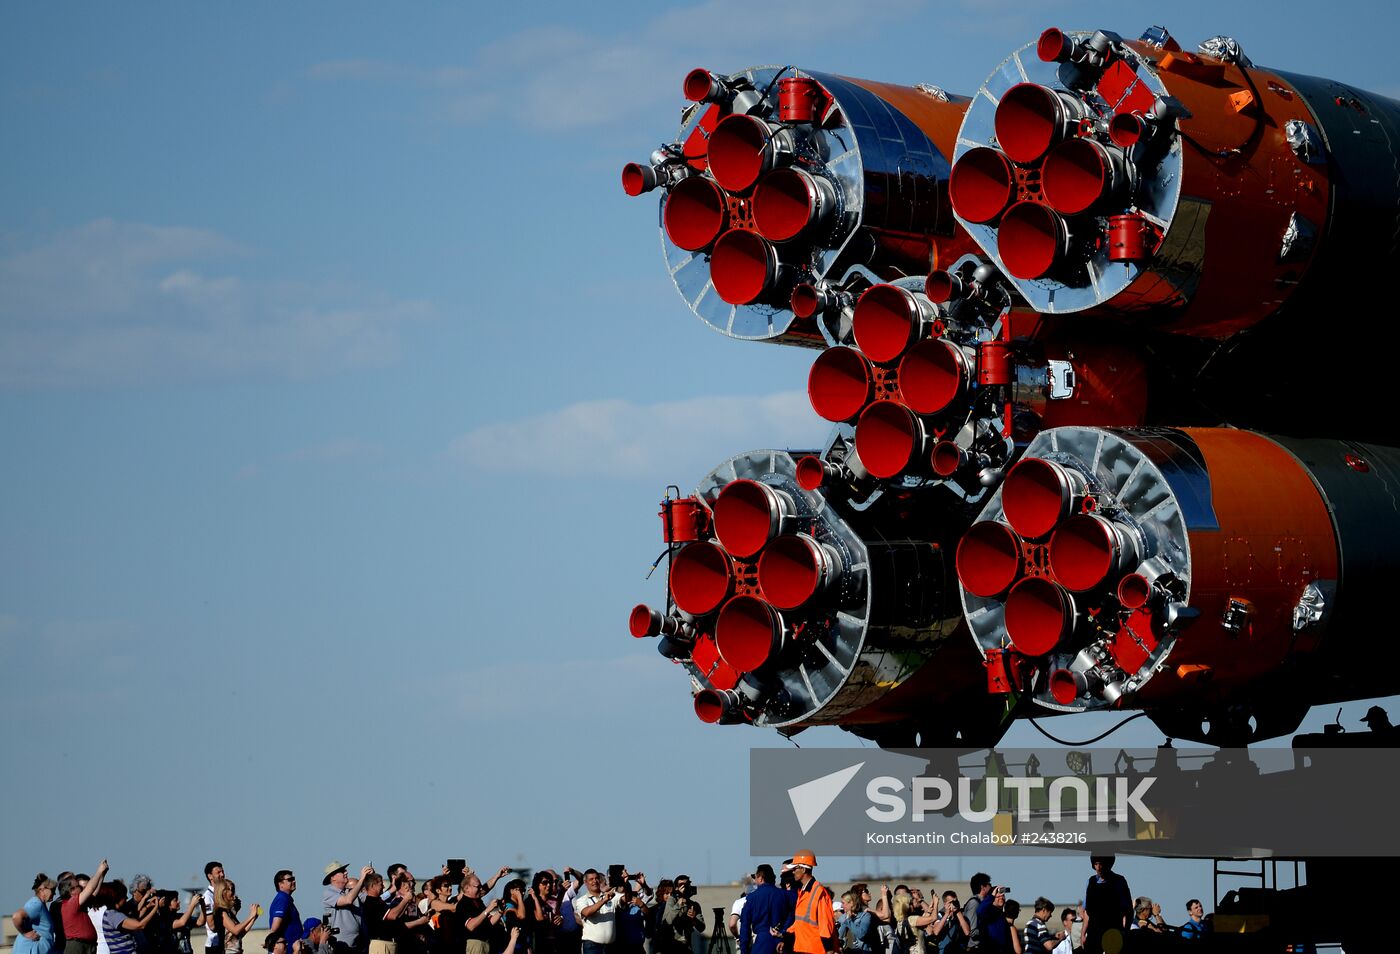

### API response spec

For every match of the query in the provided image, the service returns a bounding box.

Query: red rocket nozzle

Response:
[1004,576,1076,656]
[684,68,725,104]
[622,162,655,197]
[956,520,1023,599]
[949,147,1016,224]
[708,114,788,193]
[1048,667,1086,705]
[754,167,833,242]
[710,228,783,305]
[629,603,696,640]
[997,200,1070,280]
[854,400,925,479]
[852,284,931,364]
[931,440,966,477]
[1108,112,1147,149]
[1050,513,1136,592]
[1042,138,1130,215]
[924,269,965,305]
[1037,28,1073,63]
[694,687,751,723]
[790,283,820,318]
[715,595,785,670]
[1002,457,1082,541]
[795,455,828,491]
[898,338,969,415]
[758,533,839,611]
[1118,572,1152,609]
[663,176,729,252]
[994,83,1081,165]
[808,346,874,423]
[668,541,734,615]
[694,689,727,723]
[714,479,792,558]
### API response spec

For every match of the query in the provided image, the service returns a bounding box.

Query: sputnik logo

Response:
[787,762,865,835]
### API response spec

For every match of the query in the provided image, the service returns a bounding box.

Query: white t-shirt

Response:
[572,893,618,945]
[89,908,110,954]
[202,888,218,949]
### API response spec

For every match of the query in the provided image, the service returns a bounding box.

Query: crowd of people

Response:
[10,853,1208,954]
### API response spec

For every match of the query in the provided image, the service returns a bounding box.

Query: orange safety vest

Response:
[790,879,834,954]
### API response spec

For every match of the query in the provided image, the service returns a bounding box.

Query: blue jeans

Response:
[583,941,609,954]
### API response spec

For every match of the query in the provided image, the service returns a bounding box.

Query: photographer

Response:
[213,883,260,954]
[458,873,505,954]
[659,877,701,954]
[973,888,1011,954]
[361,874,410,954]
[527,873,563,954]
[924,891,967,954]
[321,864,372,954]
[571,871,619,954]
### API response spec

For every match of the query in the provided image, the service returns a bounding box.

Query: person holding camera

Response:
[213,882,260,954]
[973,888,1012,954]
[659,876,703,954]
[572,870,620,954]
[322,863,372,954]
[458,873,505,954]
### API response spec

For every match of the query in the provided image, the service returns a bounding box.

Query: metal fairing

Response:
[953,36,1184,313]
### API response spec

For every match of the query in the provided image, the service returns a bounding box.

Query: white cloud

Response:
[450,390,829,480]
[0,219,431,387]
[305,0,928,130]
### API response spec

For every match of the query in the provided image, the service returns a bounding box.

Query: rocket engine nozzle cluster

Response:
[623,26,1400,746]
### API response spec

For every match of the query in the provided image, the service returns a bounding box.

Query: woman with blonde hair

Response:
[889,893,919,954]
[214,882,260,954]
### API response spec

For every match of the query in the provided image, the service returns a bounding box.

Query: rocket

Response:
[621,24,1400,746]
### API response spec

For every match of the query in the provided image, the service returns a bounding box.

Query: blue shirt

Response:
[739,885,792,954]
[975,899,1009,953]
[269,892,302,948]
[839,912,875,953]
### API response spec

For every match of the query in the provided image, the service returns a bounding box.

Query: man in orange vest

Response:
[784,851,835,954]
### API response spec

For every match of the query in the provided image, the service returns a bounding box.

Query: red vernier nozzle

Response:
[758,533,842,611]
[949,147,1016,224]
[629,603,697,640]
[997,200,1071,280]
[713,479,794,559]
[854,400,927,480]
[1048,668,1087,705]
[898,339,970,415]
[851,284,937,364]
[753,167,836,243]
[710,229,785,305]
[715,595,786,670]
[1050,513,1139,592]
[1004,577,1076,656]
[694,687,752,724]
[668,541,734,616]
[808,346,874,423]
[1117,572,1152,609]
[924,269,965,305]
[663,176,729,251]
[1001,457,1084,542]
[994,83,1085,165]
[684,68,728,104]
[1037,28,1074,63]
[955,520,1023,599]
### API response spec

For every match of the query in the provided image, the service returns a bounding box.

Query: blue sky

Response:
[4,0,1399,912]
